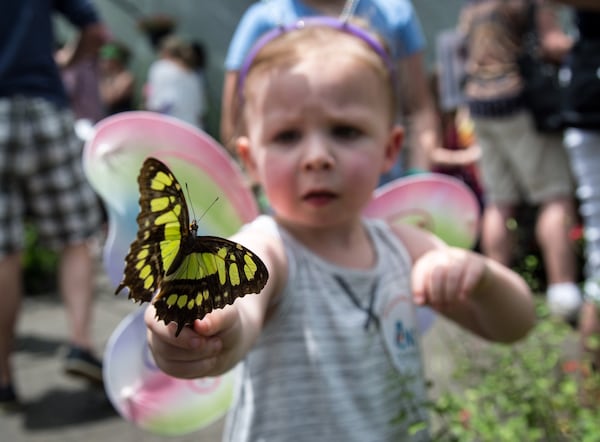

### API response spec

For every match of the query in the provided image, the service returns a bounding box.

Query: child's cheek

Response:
[264,168,289,194]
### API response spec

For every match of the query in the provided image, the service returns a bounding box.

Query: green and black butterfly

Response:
[115,157,269,336]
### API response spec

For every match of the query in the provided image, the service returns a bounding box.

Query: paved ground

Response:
[1,260,225,442]
[1,256,479,442]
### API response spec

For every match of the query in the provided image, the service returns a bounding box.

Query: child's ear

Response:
[236,136,259,182]
[381,125,404,173]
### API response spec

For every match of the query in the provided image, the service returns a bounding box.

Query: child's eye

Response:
[331,125,361,140]
[273,129,301,145]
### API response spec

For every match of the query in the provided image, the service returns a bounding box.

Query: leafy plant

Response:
[22,224,58,294]
[426,207,598,441]
[429,303,600,441]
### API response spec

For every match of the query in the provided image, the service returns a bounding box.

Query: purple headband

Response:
[237,16,395,97]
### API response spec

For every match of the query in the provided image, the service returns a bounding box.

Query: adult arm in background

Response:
[55,22,109,69]
[99,65,135,111]
[536,0,573,62]
[396,51,440,172]
[220,3,273,155]
[220,70,241,155]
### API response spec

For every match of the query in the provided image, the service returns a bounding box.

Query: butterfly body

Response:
[116,157,268,336]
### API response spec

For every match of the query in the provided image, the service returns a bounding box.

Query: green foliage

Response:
[425,208,597,440]
[22,224,58,294]
[429,304,600,441]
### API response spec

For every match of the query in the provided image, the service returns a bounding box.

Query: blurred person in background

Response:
[0,0,108,410]
[554,0,600,370]
[56,37,104,124]
[99,40,135,116]
[457,0,582,320]
[145,34,206,129]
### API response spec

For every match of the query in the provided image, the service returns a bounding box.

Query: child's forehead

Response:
[245,57,390,120]
[289,52,373,82]
[238,19,394,97]
[249,53,381,98]
[240,20,397,120]
[249,32,387,87]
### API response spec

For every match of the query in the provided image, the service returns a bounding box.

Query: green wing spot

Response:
[151,196,171,212]
[166,294,178,307]
[143,274,154,290]
[187,298,195,310]
[191,254,205,278]
[161,240,180,273]
[155,210,179,226]
[229,262,240,286]
[164,222,182,239]
[152,171,173,189]
[244,254,258,279]
[196,289,210,305]
[215,248,228,285]
[139,264,151,279]
[177,295,188,309]
[202,253,217,275]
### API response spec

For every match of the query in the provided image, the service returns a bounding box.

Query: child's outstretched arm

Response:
[145,231,285,379]
[398,224,535,343]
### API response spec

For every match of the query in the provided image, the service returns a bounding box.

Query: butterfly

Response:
[115,157,269,336]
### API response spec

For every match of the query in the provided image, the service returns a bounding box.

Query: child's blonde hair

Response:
[237,18,397,134]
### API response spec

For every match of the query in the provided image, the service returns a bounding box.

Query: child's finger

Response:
[411,256,429,305]
[458,257,486,301]
[193,304,237,337]
[443,260,464,302]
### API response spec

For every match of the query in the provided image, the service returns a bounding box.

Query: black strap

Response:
[522,0,540,53]
[333,275,380,331]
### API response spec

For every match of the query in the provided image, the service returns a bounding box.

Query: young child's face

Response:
[238,52,402,228]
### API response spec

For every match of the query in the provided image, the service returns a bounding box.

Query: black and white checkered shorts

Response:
[0,97,102,257]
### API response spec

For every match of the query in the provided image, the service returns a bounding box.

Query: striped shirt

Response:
[223,216,429,442]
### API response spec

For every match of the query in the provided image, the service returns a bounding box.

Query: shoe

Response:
[547,282,583,321]
[64,345,103,384]
[0,383,21,412]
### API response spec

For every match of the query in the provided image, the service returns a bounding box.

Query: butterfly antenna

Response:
[185,182,219,222]
[198,197,219,222]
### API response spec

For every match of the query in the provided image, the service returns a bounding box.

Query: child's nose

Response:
[301,137,334,171]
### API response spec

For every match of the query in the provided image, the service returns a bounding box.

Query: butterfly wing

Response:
[116,157,190,303]
[116,157,269,337]
[153,236,269,336]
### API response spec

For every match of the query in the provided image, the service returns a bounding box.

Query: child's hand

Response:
[144,304,238,379]
[411,248,486,309]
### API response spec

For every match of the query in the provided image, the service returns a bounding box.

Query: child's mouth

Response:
[303,190,338,206]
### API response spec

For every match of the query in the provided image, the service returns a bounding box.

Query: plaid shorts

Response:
[0,97,102,257]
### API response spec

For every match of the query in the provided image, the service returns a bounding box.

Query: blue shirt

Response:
[225,0,425,70]
[0,0,100,107]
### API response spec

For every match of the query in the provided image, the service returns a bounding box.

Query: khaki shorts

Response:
[473,110,574,205]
